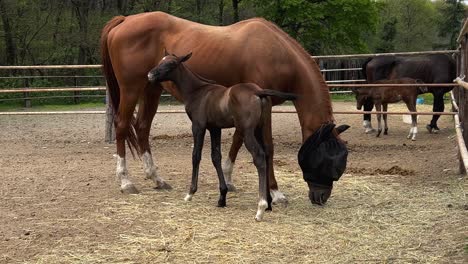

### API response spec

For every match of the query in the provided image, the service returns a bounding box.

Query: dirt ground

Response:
[0,102,466,263]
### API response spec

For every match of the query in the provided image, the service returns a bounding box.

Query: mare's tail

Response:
[100,16,140,156]
[256,89,298,101]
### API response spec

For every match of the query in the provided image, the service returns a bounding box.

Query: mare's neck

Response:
[170,64,209,101]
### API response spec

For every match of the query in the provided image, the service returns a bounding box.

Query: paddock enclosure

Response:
[1,20,468,264]
[0,102,465,263]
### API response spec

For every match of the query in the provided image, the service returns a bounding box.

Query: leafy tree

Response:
[436,0,465,49]
[248,0,379,54]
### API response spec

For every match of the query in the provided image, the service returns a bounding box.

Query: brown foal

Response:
[148,52,297,221]
[355,78,426,140]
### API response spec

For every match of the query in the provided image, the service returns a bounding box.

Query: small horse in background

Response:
[354,78,426,141]
[148,52,297,221]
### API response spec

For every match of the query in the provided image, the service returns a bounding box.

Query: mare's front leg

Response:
[406,99,418,141]
[222,130,243,192]
[184,124,206,202]
[363,98,376,134]
[244,130,269,221]
[375,103,382,137]
[137,84,171,189]
[209,128,228,207]
[383,103,388,135]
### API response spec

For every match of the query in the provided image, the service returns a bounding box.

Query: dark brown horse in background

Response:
[100,12,349,205]
[148,52,297,221]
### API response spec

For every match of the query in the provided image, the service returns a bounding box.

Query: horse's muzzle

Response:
[307,182,332,205]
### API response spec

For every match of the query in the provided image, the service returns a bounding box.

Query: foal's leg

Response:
[375,103,382,137]
[209,128,228,207]
[383,103,388,135]
[184,124,206,202]
[244,130,269,221]
[115,92,140,194]
[136,84,171,189]
[406,99,418,141]
[222,130,243,192]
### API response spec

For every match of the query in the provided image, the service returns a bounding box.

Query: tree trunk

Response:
[0,0,17,65]
[218,0,224,25]
[232,0,240,22]
[72,0,93,64]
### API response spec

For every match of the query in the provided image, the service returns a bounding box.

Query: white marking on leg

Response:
[363,120,375,134]
[184,193,193,202]
[255,199,268,222]
[142,151,166,187]
[407,126,414,139]
[116,155,135,191]
[222,159,234,185]
[271,189,287,204]
[412,126,417,141]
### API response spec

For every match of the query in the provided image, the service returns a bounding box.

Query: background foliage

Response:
[0,0,465,66]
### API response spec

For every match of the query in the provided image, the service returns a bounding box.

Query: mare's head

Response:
[298,124,350,205]
[147,51,192,83]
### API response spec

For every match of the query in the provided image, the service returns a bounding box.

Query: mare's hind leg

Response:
[222,130,243,192]
[243,130,269,221]
[427,92,444,133]
[137,84,171,189]
[209,128,228,207]
[260,100,286,205]
[375,103,382,137]
[115,91,140,194]
[383,104,388,135]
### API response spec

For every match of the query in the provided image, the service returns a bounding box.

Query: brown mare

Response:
[148,52,297,220]
[354,78,426,140]
[100,12,349,205]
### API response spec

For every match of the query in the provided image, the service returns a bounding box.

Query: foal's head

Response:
[353,88,370,110]
[147,52,192,82]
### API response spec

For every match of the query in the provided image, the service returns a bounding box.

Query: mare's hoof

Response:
[121,184,140,194]
[217,200,226,207]
[272,195,288,206]
[426,124,432,133]
[365,128,376,134]
[227,184,237,192]
[426,124,440,134]
[155,182,172,190]
[384,131,388,135]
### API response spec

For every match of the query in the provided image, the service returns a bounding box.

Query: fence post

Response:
[105,87,115,143]
[23,78,31,108]
[73,76,79,104]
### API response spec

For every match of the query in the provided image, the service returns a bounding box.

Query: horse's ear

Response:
[336,124,350,135]
[179,52,193,63]
[164,48,169,56]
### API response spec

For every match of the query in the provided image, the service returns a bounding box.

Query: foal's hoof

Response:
[154,182,172,190]
[227,183,237,192]
[365,128,376,134]
[121,184,140,194]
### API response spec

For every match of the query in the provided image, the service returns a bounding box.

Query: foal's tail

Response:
[256,89,298,101]
[259,97,273,208]
[100,16,140,156]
